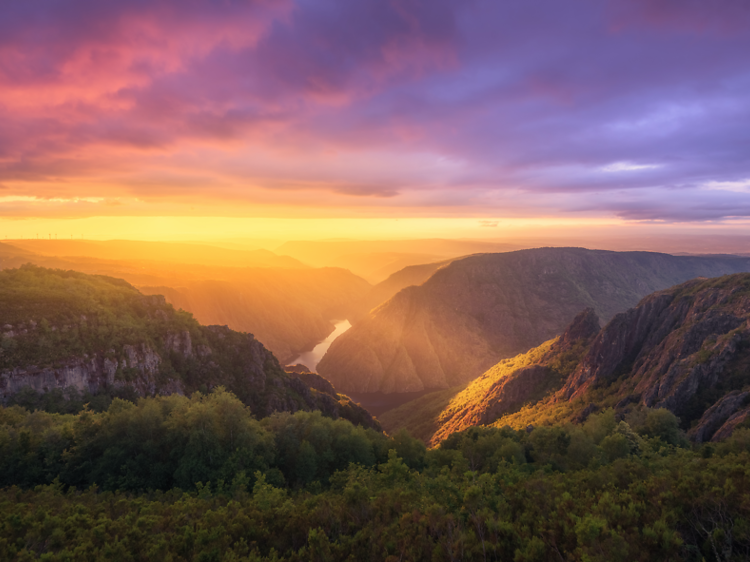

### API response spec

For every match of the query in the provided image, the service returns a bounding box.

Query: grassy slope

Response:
[379,339,557,443]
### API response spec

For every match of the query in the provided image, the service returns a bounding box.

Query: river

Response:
[289,319,351,371]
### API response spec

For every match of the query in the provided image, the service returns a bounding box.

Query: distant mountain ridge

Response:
[0,265,379,429]
[351,258,454,321]
[319,248,750,394]
[7,239,307,269]
[275,239,522,283]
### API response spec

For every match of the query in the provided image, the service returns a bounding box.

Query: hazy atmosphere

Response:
[2,2,750,561]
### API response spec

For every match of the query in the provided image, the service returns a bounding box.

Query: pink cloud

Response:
[0,0,749,222]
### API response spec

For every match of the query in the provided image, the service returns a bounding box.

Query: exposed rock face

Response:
[711,406,750,442]
[689,391,750,443]
[0,343,169,399]
[558,274,750,441]
[561,293,677,399]
[477,309,600,426]
[383,277,750,444]
[427,309,600,445]
[320,248,750,394]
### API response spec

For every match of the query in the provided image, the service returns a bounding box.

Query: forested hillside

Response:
[2,390,750,560]
[3,267,750,560]
[0,243,371,364]
[0,265,375,427]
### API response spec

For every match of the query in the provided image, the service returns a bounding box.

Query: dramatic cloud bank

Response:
[1,0,749,221]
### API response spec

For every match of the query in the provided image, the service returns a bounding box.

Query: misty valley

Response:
[2,240,750,561]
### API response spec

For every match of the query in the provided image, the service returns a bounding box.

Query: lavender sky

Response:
[1,0,750,232]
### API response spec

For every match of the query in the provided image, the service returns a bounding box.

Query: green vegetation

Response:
[0,265,373,423]
[380,341,558,441]
[0,388,401,493]
[0,264,203,371]
[2,389,750,561]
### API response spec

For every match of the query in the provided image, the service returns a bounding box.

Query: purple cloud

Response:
[0,0,749,221]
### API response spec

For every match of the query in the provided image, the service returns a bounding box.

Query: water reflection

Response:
[290,320,351,371]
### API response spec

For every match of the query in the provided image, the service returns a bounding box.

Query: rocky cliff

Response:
[0,265,380,430]
[319,248,750,394]
[384,274,750,444]
[559,274,750,441]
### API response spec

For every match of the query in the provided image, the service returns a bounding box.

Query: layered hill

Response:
[350,259,453,322]
[138,268,370,363]
[319,248,750,394]
[0,243,371,364]
[275,239,521,283]
[7,239,306,269]
[0,265,378,429]
[383,274,750,445]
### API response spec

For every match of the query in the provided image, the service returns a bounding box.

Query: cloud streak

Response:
[1,0,749,221]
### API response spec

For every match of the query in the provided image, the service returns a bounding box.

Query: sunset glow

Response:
[1,0,749,243]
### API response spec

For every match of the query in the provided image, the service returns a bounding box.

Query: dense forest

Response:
[2,387,750,561]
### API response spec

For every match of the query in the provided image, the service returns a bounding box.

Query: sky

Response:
[1,0,750,241]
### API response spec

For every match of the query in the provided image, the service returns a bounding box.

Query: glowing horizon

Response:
[2,1,750,241]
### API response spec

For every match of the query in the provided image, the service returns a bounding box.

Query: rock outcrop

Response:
[320,248,750,394]
[557,274,750,441]
[689,391,750,443]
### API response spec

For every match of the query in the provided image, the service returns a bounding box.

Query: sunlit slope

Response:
[139,268,371,363]
[318,248,750,394]
[492,274,750,442]
[8,240,306,269]
[379,309,598,445]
